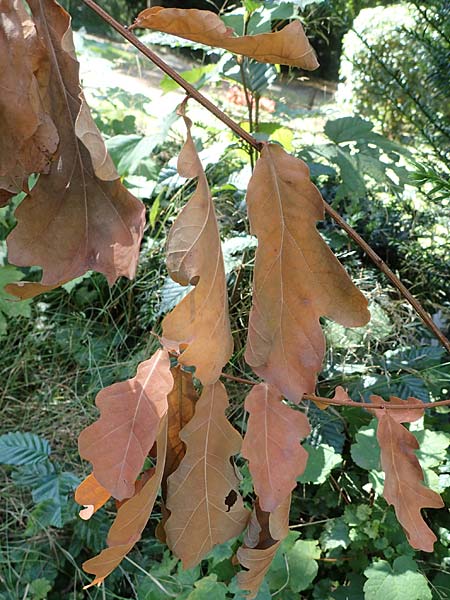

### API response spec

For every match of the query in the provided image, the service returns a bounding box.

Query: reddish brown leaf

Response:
[242,383,310,512]
[78,349,173,501]
[75,473,110,520]
[237,495,291,599]
[0,0,58,198]
[133,7,319,70]
[83,417,168,588]
[161,114,233,384]
[370,395,444,552]
[165,381,249,568]
[6,0,144,296]
[245,144,370,403]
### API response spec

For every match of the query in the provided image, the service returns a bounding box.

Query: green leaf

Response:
[325,117,374,144]
[0,432,51,466]
[350,421,380,471]
[186,575,228,600]
[161,64,218,93]
[332,573,365,599]
[414,430,450,469]
[268,539,320,592]
[364,557,432,600]
[320,518,350,551]
[0,266,31,336]
[307,403,345,453]
[29,578,51,600]
[298,443,342,485]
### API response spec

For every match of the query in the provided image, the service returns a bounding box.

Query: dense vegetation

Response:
[0,1,449,599]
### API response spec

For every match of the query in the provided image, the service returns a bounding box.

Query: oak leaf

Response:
[78,349,173,500]
[133,7,319,70]
[242,383,310,512]
[237,495,291,599]
[370,395,444,552]
[6,0,144,297]
[161,114,233,384]
[75,473,110,520]
[0,0,58,200]
[245,144,370,403]
[165,381,249,568]
[83,417,168,588]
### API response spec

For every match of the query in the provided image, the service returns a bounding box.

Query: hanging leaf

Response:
[6,0,145,297]
[132,7,319,70]
[369,395,444,552]
[161,113,233,384]
[0,0,58,200]
[78,349,173,500]
[165,381,249,568]
[237,495,291,599]
[75,473,111,520]
[82,417,168,588]
[242,383,310,512]
[245,144,370,403]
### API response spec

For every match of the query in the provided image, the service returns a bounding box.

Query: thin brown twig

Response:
[81,0,450,355]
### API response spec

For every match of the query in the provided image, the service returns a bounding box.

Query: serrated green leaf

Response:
[364,557,432,600]
[29,578,52,600]
[414,430,450,469]
[0,432,51,466]
[186,575,228,600]
[350,421,380,471]
[298,443,342,485]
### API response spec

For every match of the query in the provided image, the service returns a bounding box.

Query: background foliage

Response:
[1,0,449,598]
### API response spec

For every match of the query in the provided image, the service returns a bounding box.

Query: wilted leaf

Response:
[6,0,144,297]
[75,473,111,520]
[132,7,318,70]
[162,114,233,384]
[78,349,173,500]
[242,383,310,512]
[83,417,168,587]
[165,381,248,568]
[369,395,444,552]
[0,0,58,199]
[237,495,291,599]
[245,144,370,403]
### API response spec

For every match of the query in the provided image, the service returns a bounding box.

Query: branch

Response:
[220,372,450,409]
[81,0,450,355]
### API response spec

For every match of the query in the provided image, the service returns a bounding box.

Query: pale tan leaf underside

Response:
[78,349,173,501]
[83,417,168,588]
[242,383,310,512]
[245,144,370,403]
[165,381,249,568]
[237,495,291,599]
[162,116,233,384]
[6,0,145,297]
[133,7,319,70]
[370,395,444,552]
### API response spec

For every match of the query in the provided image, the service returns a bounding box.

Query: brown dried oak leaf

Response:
[370,395,444,552]
[165,381,249,568]
[0,0,58,202]
[245,144,370,403]
[162,115,233,384]
[75,473,111,521]
[132,7,318,70]
[78,349,173,501]
[242,383,310,512]
[237,495,291,599]
[83,417,168,588]
[6,0,144,297]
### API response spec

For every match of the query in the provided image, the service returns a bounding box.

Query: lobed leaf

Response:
[83,417,168,588]
[245,144,370,403]
[78,349,173,500]
[237,495,291,599]
[369,395,444,552]
[6,0,145,297]
[0,0,58,202]
[132,7,319,70]
[242,383,310,512]
[161,114,233,384]
[165,381,249,568]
